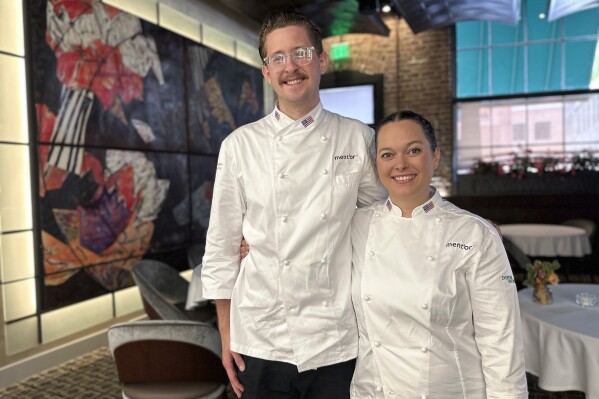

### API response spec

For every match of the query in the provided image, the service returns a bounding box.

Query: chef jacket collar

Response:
[272,102,324,131]
[383,187,442,218]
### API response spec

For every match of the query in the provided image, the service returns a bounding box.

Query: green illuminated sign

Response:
[331,43,350,61]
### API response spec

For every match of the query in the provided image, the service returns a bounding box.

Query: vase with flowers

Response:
[523,260,560,304]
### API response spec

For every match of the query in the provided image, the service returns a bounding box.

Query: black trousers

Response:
[237,355,356,399]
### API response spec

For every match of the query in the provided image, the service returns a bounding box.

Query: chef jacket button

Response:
[322,169,328,175]
[421,395,429,399]
[388,390,396,395]
[375,386,382,392]
[421,303,428,309]
[281,215,288,222]
[322,301,327,306]
[427,255,435,262]
[279,173,285,179]
[320,257,327,264]
[283,260,290,266]
[374,212,380,218]
[320,136,327,142]
[276,136,282,141]
[363,295,371,302]
[320,212,327,220]
[435,217,441,223]
[368,251,375,257]
[373,341,381,347]
[421,346,429,353]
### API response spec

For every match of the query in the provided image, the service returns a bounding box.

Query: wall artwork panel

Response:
[187,44,264,155]
[29,0,264,311]
[188,155,218,245]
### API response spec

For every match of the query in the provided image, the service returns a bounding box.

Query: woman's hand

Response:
[240,239,250,260]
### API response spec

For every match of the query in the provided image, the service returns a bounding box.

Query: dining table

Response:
[518,283,599,398]
[499,223,592,257]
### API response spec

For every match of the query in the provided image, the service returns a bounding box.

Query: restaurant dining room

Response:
[0,0,598,397]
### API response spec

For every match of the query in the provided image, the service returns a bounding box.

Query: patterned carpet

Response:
[0,347,586,398]
[0,347,120,398]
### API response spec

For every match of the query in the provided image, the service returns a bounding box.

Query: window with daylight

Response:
[454,0,599,192]
[456,0,599,98]
[513,123,526,141]
[454,93,599,175]
[534,121,551,140]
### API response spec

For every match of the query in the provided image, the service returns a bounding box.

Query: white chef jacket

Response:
[201,102,386,371]
[350,189,528,399]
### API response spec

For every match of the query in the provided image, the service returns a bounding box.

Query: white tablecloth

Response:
[518,284,599,397]
[185,263,209,310]
[500,223,592,257]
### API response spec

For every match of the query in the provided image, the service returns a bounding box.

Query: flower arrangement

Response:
[523,259,560,304]
[470,150,599,179]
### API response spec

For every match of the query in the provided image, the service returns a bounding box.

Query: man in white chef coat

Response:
[201,9,386,399]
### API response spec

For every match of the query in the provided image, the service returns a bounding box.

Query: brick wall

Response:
[323,16,454,187]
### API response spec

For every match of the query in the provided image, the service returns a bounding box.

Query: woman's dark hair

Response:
[375,110,437,151]
[258,9,323,62]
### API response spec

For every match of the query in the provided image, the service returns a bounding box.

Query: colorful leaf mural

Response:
[29,0,264,310]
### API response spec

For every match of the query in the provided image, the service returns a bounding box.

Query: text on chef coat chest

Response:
[269,129,363,221]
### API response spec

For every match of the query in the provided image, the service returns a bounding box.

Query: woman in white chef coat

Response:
[350,111,528,399]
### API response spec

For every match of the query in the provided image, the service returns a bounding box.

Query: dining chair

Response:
[108,320,228,399]
[561,218,596,282]
[132,259,216,324]
[187,243,205,269]
[561,218,596,242]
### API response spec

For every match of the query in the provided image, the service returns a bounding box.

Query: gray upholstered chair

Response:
[561,218,596,281]
[108,320,228,399]
[187,244,205,269]
[132,260,216,324]
[561,218,596,242]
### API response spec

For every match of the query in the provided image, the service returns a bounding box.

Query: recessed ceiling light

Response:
[382,4,392,13]
[538,12,546,19]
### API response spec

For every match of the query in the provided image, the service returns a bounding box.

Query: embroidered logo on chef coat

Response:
[275,110,281,120]
[445,242,473,251]
[301,115,314,127]
[334,154,357,160]
[501,275,516,284]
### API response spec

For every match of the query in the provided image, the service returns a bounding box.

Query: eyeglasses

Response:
[263,47,316,70]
